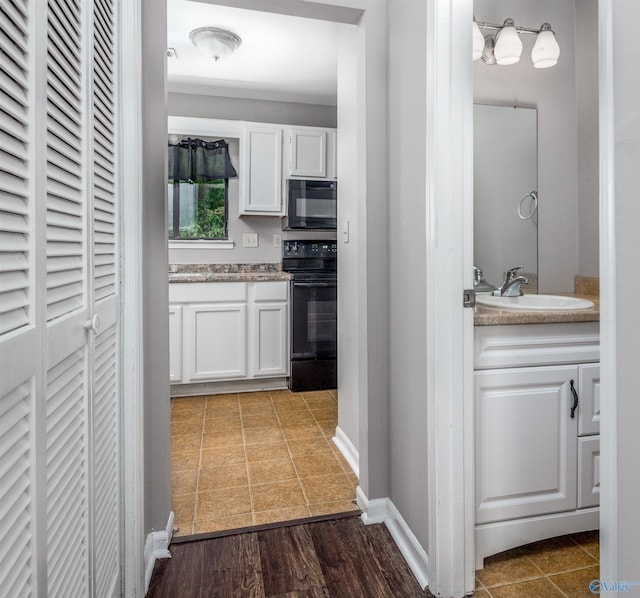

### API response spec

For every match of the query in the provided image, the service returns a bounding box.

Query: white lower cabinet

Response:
[169,304,183,383]
[169,280,289,385]
[186,303,247,381]
[474,323,600,568]
[249,280,289,378]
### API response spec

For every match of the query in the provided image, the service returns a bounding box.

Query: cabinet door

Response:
[169,305,183,383]
[185,304,247,381]
[578,364,600,436]
[475,365,578,524]
[240,126,283,214]
[251,302,288,377]
[289,128,327,178]
[578,436,600,508]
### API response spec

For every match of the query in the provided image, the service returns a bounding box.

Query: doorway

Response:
[164,0,368,538]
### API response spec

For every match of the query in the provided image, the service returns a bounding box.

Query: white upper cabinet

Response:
[289,128,327,178]
[288,127,337,179]
[239,125,283,215]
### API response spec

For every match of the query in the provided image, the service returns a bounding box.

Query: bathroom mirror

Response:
[474,104,538,291]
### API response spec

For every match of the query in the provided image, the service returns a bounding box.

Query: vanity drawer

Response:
[578,364,600,436]
[578,436,600,509]
[474,323,600,370]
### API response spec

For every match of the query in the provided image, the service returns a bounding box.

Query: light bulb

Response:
[472,21,485,61]
[494,18,522,66]
[532,24,560,68]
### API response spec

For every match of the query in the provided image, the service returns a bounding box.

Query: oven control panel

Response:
[283,240,338,259]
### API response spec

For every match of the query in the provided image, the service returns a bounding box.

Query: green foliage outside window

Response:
[168,179,228,240]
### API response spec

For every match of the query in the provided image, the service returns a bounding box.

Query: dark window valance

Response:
[168,138,237,182]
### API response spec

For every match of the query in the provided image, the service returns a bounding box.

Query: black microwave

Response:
[282,179,337,230]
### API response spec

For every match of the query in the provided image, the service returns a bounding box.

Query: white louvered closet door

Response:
[0,0,121,596]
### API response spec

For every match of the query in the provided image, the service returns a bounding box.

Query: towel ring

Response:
[518,190,538,220]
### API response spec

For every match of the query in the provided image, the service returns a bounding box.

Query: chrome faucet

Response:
[491,266,529,297]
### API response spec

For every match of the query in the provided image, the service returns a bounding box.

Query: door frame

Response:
[425,0,475,595]
[118,0,618,596]
[119,0,146,595]
[596,0,615,582]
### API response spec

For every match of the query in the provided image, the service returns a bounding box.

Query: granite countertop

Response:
[474,293,600,326]
[168,263,291,283]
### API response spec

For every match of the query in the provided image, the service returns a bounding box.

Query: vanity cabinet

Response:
[475,365,579,524]
[474,323,600,568]
[169,281,289,386]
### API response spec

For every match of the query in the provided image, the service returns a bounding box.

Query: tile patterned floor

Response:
[171,389,359,537]
[474,531,600,597]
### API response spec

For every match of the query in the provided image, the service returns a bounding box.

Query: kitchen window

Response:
[167,137,237,240]
[168,178,228,240]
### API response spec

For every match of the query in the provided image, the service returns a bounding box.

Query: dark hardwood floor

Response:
[147,515,430,597]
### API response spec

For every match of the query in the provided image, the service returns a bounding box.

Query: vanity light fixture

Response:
[472,20,485,61]
[189,27,242,62]
[494,18,522,65]
[473,18,560,68]
[531,23,560,68]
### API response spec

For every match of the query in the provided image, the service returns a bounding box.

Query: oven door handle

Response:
[293,281,337,288]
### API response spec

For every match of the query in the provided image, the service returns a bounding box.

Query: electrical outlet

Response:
[273,234,282,247]
[243,233,258,248]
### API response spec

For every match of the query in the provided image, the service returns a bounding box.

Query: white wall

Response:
[605,1,640,584]
[166,97,338,268]
[336,27,360,460]
[575,0,599,278]
[167,137,336,266]
[142,0,171,533]
[474,0,579,293]
[168,91,337,128]
[387,0,430,549]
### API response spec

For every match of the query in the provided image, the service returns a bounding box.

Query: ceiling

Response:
[166,0,347,106]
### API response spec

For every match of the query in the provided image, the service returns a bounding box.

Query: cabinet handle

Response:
[569,379,579,418]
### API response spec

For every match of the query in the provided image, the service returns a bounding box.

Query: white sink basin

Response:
[476,294,594,311]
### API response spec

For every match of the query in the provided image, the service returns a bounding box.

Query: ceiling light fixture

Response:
[473,18,560,69]
[189,27,242,62]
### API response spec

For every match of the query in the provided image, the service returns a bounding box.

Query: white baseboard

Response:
[356,486,387,524]
[170,378,287,397]
[356,488,430,590]
[144,511,175,593]
[332,426,359,478]
[385,500,430,589]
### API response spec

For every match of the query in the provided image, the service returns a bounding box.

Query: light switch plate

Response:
[273,234,282,247]
[243,233,258,248]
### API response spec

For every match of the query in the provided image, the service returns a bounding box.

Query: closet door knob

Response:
[85,314,101,335]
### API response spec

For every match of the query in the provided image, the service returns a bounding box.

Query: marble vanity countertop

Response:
[168,263,291,283]
[474,293,600,326]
